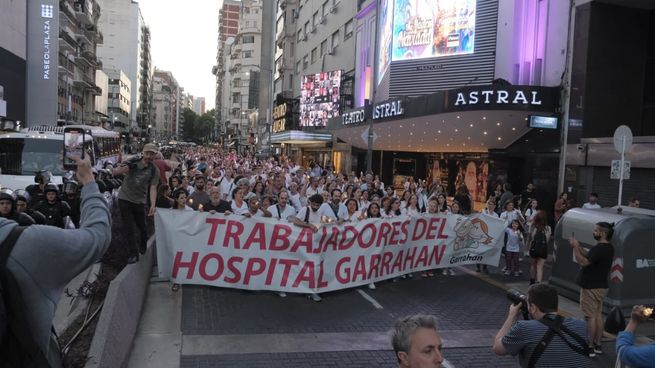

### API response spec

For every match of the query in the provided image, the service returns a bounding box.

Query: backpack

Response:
[0,226,56,368]
[530,228,548,259]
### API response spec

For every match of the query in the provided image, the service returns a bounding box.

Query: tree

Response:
[181,108,198,141]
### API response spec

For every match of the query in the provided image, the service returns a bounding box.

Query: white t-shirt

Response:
[505,228,523,253]
[341,210,361,223]
[582,202,602,209]
[219,178,235,200]
[482,209,500,218]
[405,206,421,217]
[500,209,523,226]
[231,200,249,215]
[268,204,296,221]
[295,203,334,225]
[306,186,320,197]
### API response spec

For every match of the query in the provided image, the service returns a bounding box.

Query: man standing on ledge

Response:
[112,143,160,263]
[569,222,615,357]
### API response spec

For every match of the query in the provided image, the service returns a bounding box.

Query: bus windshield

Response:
[0,138,65,176]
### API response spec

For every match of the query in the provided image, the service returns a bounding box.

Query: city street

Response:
[127,260,638,368]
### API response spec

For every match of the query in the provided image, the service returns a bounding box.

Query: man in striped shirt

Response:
[493,284,592,367]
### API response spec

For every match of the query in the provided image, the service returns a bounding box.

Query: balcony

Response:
[76,30,92,46]
[59,29,77,52]
[74,0,94,25]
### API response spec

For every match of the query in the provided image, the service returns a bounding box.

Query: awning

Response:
[271,130,333,145]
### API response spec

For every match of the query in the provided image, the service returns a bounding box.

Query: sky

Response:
[137,0,220,111]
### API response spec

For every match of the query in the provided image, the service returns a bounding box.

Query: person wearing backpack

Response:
[111,143,160,264]
[493,283,591,367]
[529,211,551,285]
[0,156,111,368]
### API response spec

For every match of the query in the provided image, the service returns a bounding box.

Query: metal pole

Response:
[557,1,576,195]
[618,136,625,207]
[367,0,382,175]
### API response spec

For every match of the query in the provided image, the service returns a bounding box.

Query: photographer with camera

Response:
[111,143,160,264]
[615,305,655,367]
[494,284,591,367]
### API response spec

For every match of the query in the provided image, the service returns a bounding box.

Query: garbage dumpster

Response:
[551,207,655,314]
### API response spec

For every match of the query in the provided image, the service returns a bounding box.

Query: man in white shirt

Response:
[290,194,332,303]
[582,192,602,209]
[288,182,303,211]
[306,177,321,197]
[244,197,271,218]
[218,168,235,200]
[291,194,333,232]
[328,189,347,221]
[268,191,296,221]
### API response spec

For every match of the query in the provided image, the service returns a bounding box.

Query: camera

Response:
[507,288,530,320]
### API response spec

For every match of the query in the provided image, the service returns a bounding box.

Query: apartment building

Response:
[0,0,26,128]
[105,69,131,129]
[152,70,180,138]
[96,0,152,130]
[214,0,241,133]
[57,0,104,125]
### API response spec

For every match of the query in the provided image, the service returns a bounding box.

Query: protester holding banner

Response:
[230,188,250,215]
[203,186,232,214]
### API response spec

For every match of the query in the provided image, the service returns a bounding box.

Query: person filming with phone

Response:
[0,156,111,367]
[111,143,160,264]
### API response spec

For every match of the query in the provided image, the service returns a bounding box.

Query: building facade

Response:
[223,0,263,154]
[214,0,241,137]
[271,0,358,167]
[192,96,206,115]
[94,68,109,123]
[56,0,104,125]
[105,68,131,129]
[152,69,180,139]
[96,0,152,131]
[0,0,26,130]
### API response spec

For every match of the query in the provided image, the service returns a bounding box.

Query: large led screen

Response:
[391,0,476,61]
[300,70,342,127]
[377,0,394,84]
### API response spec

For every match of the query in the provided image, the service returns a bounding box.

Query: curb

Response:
[84,235,155,368]
[54,262,102,336]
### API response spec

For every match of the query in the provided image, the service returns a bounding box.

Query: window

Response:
[232,93,241,103]
[289,74,294,90]
[290,41,295,56]
[297,30,302,42]
[296,60,301,73]
[311,48,317,63]
[242,35,255,44]
[304,21,309,36]
[303,55,308,70]
[243,50,253,58]
[344,19,354,40]
[331,30,339,48]
[312,11,318,26]
[320,39,327,56]
[322,1,328,16]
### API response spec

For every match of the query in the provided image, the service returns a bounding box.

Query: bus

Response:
[0,125,122,191]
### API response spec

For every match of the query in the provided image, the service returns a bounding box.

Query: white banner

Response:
[155,210,506,293]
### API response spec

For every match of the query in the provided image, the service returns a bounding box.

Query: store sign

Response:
[373,99,404,120]
[27,0,59,125]
[445,86,558,113]
[454,90,542,106]
[272,103,287,133]
[528,115,558,129]
[342,107,366,126]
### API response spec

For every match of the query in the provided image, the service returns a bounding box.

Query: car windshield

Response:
[0,138,65,176]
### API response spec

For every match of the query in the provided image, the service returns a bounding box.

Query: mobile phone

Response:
[63,127,85,170]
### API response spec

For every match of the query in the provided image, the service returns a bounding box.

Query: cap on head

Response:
[142,143,159,154]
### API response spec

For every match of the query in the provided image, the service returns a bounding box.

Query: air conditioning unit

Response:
[330,5,337,13]
[320,16,326,24]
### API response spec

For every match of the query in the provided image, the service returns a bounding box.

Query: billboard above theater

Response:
[299,70,342,128]
[390,0,476,62]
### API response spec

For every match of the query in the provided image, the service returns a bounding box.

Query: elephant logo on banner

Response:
[453,216,495,251]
